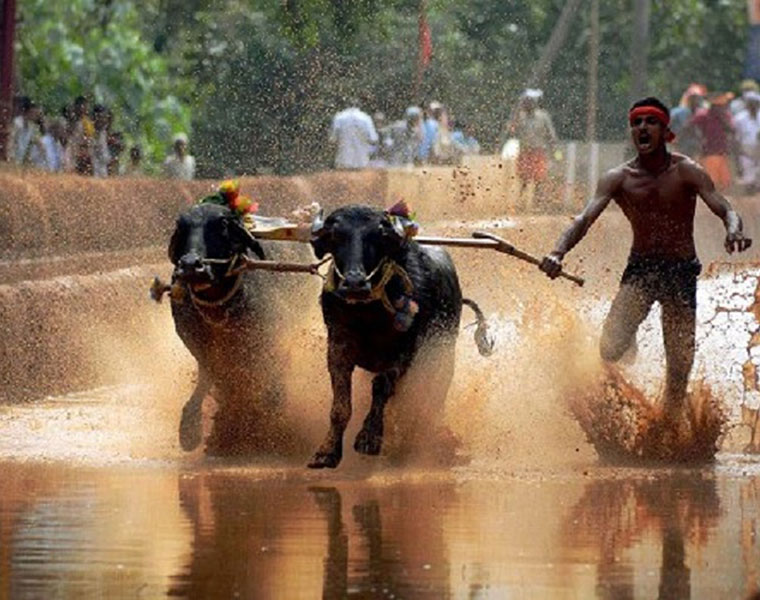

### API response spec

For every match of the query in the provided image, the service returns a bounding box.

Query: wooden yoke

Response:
[243,217,585,286]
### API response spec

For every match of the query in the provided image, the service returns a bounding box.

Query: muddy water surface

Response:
[1,459,759,599]
[4,214,760,598]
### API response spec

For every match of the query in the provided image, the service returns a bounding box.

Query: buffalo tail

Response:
[462,298,494,357]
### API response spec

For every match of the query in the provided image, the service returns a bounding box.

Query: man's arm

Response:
[539,168,621,278]
[683,159,752,253]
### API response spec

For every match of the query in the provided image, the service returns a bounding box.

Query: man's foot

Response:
[658,403,692,448]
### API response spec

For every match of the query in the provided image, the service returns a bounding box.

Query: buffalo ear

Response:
[381,212,406,247]
[310,209,329,259]
[230,218,266,260]
[168,219,184,264]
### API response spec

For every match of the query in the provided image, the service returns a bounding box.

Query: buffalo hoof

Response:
[179,406,203,452]
[308,451,341,469]
[354,428,383,456]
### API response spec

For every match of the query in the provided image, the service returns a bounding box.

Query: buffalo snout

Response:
[177,252,211,281]
[338,268,372,298]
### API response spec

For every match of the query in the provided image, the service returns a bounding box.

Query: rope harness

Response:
[163,252,418,330]
[326,257,418,330]
[189,254,244,308]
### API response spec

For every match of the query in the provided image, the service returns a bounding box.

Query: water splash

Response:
[568,366,727,464]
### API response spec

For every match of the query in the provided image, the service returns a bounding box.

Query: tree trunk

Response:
[630,0,651,102]
[0,0,16,162]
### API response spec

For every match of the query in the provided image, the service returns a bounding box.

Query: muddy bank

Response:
[0,169,387,276]
[0,264,175,403]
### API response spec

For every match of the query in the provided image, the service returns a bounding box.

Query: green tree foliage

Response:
[14,0,752,175]
[16,0,191,169]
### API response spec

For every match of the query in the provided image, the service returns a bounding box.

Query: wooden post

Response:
[0,0,15,162]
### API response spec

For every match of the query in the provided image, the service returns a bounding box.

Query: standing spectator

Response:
[731,79,760,115]
[26,107,49,170]
[7,95,24,160]
[509,88,558,206]
[12,97,43,165]
[163,133,196,180]
[123,145,143,176]
[107,131,125,176]
[670,83,706,158]
[328,98,378,170]
[419,101,442,163]
[41,117,66,172]
[390,106,424,166]
[689,91,738,191]
[450,120,481,158]
[67,96,95,176]
[91,104,111,178]
[734,91,760,193]
[369,111,394,168]
[431,104,456,165]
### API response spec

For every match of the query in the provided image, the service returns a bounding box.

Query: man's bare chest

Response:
[617,174,695,216]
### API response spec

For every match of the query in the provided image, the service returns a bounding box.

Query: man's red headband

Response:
[628,106,676,142]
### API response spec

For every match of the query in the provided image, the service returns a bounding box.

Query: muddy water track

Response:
[3,193,760,595]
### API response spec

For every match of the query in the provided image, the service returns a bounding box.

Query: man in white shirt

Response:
[13,98,43,165]
[329,100,378,170]
[40,117,66,172]
[163,132,196,180]
[734,91,760,192]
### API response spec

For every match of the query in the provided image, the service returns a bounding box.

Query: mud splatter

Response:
[569,366,727,464]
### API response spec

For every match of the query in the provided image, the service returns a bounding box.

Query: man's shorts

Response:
[620,253,702,309]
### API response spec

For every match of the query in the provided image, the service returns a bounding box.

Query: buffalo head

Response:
[311,205,407,302]
[169,203,265,289]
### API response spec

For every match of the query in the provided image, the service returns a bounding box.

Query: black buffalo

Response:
[307,204,493,469]
[168,202,288,454]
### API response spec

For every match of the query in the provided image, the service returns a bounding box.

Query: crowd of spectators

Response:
[328,98,481,170]
[13,81,760,192]
[7,94,195,180]
[670,79,760,194]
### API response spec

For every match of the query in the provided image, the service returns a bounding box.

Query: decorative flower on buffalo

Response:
[199,179,259,217]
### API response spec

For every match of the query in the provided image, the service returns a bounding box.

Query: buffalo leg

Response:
[354,369,400,456]
[308,348,353,469]
[179,365,210,451]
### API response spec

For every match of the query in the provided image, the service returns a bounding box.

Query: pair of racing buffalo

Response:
[167,201,493,468]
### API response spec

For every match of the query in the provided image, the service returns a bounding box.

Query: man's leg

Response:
[660,299,696,421]
[600,282,653,362]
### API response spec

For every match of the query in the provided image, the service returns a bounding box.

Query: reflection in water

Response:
[310,487,348,598]
[1,462,760,598]
[170,475,454,599]
[0,463,191,599]
[564,472,721,600]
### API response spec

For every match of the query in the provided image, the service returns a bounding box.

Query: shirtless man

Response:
[539,97,752,429]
